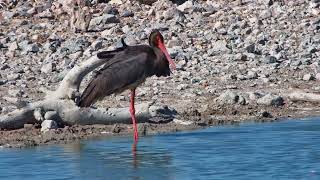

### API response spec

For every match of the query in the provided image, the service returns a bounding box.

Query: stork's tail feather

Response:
[78,80,99,107]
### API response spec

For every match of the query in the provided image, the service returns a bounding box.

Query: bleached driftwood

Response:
[49,55,113,100]
[288,91,320,103]
[0,53,176,130]
[0,100,172,130]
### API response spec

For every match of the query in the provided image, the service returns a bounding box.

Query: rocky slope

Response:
[0,0,320,147]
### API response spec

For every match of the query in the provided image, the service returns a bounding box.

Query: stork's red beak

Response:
[158,42,176,70]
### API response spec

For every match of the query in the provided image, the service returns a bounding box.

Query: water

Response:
[1,118,320,180]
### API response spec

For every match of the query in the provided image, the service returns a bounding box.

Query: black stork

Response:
[79,30,176,142]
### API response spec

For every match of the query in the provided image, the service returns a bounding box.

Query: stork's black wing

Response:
[79,45,156,107]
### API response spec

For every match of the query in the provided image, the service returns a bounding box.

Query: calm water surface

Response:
[1,118,320,180]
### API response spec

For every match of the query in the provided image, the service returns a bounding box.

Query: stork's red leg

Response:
[130,89,139,142]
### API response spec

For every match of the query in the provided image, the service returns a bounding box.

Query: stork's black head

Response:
[148,30,176,70]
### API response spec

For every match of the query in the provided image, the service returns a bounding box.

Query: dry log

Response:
[49,55,116,100]
[0,100,175,129]
[288,91,320,103]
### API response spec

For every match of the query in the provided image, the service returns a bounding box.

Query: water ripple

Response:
[0,118,320,179]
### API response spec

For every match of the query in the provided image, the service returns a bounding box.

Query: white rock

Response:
[8,41,18,52]
[177,84,189,90]
[88,14,119,31]
[247,71,258,79]
[215,90,239,105]
[209,40,230,54]
[315,73,320,81]
[121,25,131,34]
[109,0,123,5]
[177,0,193,12]
[303,74,314,81]
[44,111,58,121]
[41,62,55,74]
[41,120,58,132]
[34,108,44,121]
[173,119,193,125]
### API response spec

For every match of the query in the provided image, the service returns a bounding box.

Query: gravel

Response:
[0,0,319,125]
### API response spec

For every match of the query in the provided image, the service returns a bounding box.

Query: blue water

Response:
[1,118,320,180]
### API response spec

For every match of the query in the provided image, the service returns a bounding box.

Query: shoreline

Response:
[1,108,319,148]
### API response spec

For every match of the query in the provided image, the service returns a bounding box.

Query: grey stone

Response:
[259,111,273,118]
[246,44,261,55]
[236,74,247,80]
[215,90,240,105]
[8,41,18,52]
[234,54,248,61]
[8,89,23,97]
[0,79,7,85]
[238,95,247,105]
[88,14,120,31]
[308,47,317,54]
[257,94,284,106]
[104,6,119,15]
[34,108,44,121]
[2,11,14,20]
[248,92,263,101]
[209,40,230,55]
[46,40,61,52]
[37,9,53,19]
[167,38,183,48]
[147,8,155,16]
[3,96,18,104]
[262,56,277,64]
[0,64,10,70]
[191,78,200,84]
[7,74,20,81]
[26,43,40,53]
[177,0,193,12]
[176,58,187,69]
[1,106,17,114]
[177,84,189,90]
[303,73,314,81]
[315,73,320,81]
[162,7,185,21]
[115,95,125,101]
[122,10,134,17]
[123,36,137,46]
[112,124,121,133]
[203,5,217,16]
[291,60,302,67]
[41,120,58,132]
[63,38,91,54]
[121,25,131,34]
[167,47,179,58]
[260,9,272,19]
[18,40,31,52]
[247,71,258,79]
[301,58,311,65]
[41,62,56,73]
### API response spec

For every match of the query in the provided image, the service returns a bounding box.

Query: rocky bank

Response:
[0,0,320,147]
